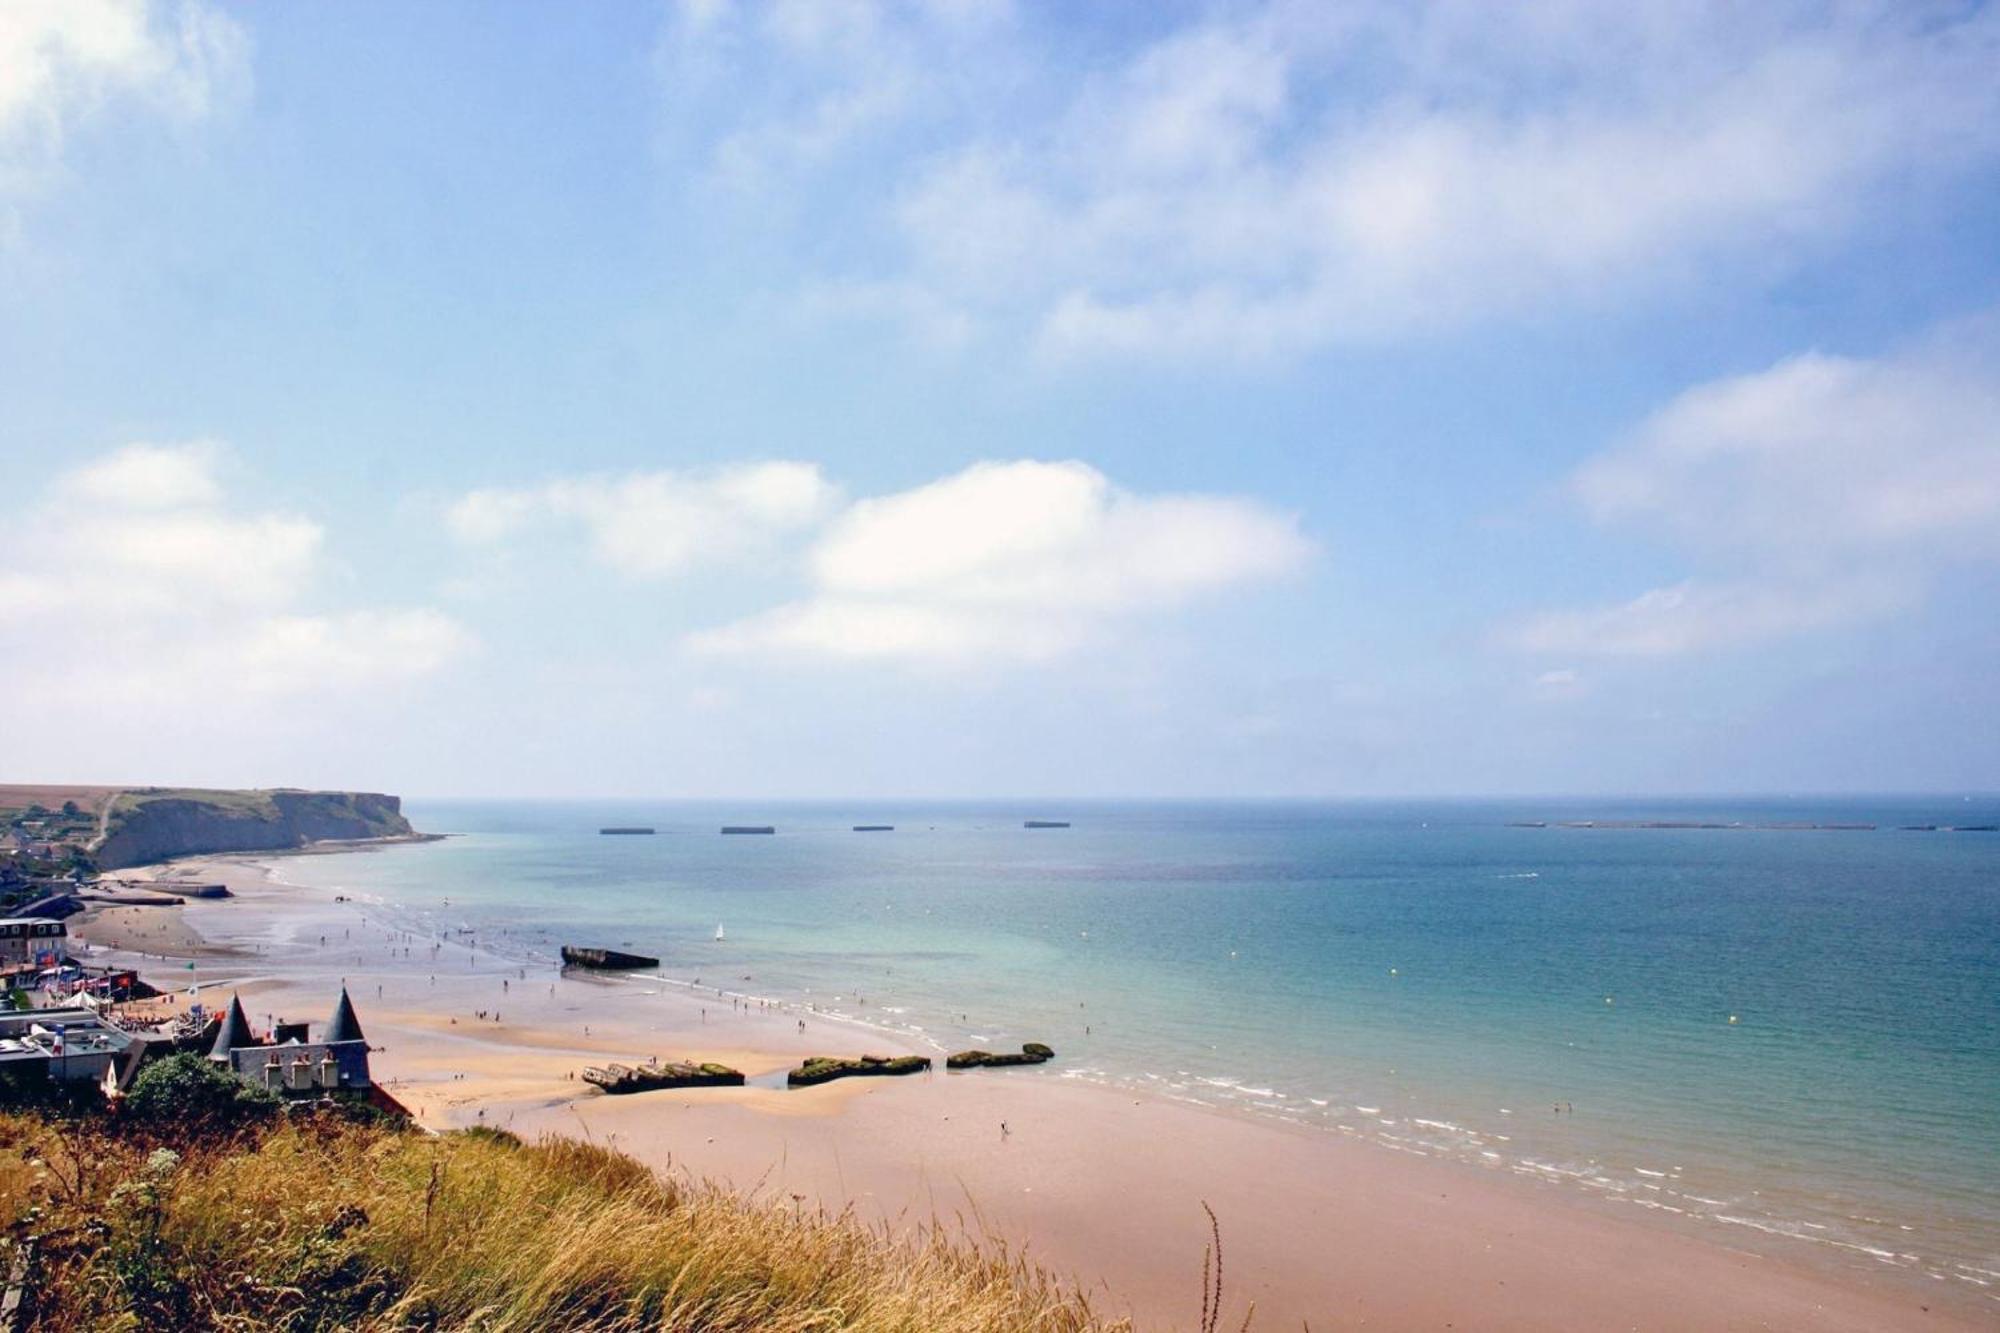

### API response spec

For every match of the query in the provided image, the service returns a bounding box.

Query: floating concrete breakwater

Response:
[582,1060,745,1094]
[946,1043,1056,1070]
[787,1054,932,1086]
[560,945,660,970]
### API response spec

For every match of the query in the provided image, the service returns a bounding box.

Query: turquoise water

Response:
[278,798,2000,1292]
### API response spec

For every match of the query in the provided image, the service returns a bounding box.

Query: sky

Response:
[2,0,1998,799]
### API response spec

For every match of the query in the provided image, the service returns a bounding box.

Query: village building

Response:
[0,1005,146,1096]
[0,917,67,969]
[209,988,377,1098]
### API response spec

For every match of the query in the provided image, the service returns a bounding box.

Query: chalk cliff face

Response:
[95,790,415,869]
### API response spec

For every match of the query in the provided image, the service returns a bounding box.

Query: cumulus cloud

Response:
[1573,336,2000,564]
[446,461,838,578]
[0,0,247,201]
[1505,313,2000,656]
[689,460,1311,665]
[658,1,2000,359]
[0,442,469,704]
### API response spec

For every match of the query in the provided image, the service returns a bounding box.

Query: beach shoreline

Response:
[68,850,1991,1331]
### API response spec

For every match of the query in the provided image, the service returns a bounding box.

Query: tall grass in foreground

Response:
[0,1113,1131,1331]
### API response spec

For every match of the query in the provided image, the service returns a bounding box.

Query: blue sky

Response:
[2,0,1997,798]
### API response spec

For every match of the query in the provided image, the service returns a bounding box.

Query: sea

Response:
[271,796,2000,1295]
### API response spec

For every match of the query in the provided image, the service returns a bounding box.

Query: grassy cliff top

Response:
[0,785,393,822]
[0,1108,1127,1332]
[111,786,395,814]
[0,784,120,819]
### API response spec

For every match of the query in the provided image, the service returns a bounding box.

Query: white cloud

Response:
[446,461,839,578]
[660,1,2000,359]
[0,441,469,704]
[235,610,472,696]
[689,597,1080,666]
[1573,336,2000,564]
[0,442,319,616]
[55,437,223,507]
[1505,577,1911,658]
[654,0,1008,196]
[690,459,1311,665]
[1507,312,2000,656]
[0,0,247,200]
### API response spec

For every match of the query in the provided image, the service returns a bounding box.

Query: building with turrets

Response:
[208,987,374,1098]
[207,994,258,1062]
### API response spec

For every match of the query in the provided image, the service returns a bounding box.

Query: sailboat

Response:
[714,924,725,942]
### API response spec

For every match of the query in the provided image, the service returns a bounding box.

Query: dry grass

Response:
[0,785,119,819]
[0,1112,1131,1332]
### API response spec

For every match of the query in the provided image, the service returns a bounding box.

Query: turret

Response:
[324,987,365,1044]
[208,994,256,1061]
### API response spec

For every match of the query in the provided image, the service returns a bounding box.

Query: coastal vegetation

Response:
[123,1052,283,1135]
[0,1103,1127,1331]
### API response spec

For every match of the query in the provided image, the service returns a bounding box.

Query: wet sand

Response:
[70,853,1993,1331]
[68,902,241,959]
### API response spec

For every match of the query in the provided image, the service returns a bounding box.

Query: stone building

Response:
[209,988,374,1097]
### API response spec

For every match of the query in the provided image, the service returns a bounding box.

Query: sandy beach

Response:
[69,853,1990,1331]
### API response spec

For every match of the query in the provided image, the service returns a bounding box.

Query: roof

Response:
[208,994,257,1059]
[324,987,365,1044]
[108,1039,156,1092]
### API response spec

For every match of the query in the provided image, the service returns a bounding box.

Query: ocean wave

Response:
[1713,1215,1906,1264]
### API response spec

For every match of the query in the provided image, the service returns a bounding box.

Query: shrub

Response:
[124,1052,279,1137]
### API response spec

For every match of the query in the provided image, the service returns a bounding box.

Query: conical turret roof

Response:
[209,994,255,1060]
[325,986,366,1044]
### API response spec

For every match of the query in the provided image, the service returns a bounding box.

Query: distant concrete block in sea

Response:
[1024,820,1071,829]
[853,825,894,832]
[721,825,776,835]
[599,827,655,835]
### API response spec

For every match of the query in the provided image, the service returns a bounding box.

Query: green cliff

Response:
[93,787,415,869]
